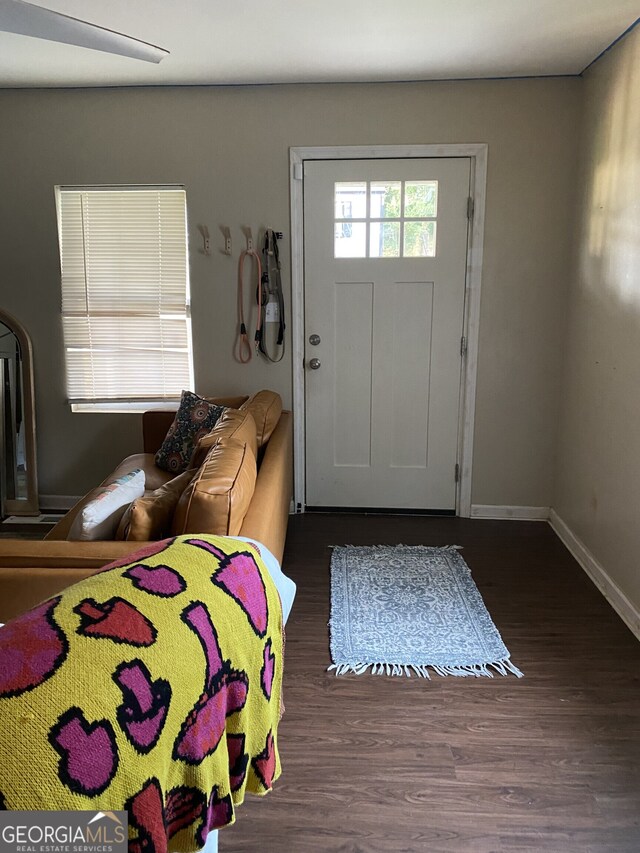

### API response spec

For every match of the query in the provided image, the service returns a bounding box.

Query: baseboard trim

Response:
[549,509,640,642]
[39,495,80,511]
[470,505,550,521]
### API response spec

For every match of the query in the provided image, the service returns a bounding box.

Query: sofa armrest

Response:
[0,568,103,623]
[239,411,292,565]
[0,540,150,569]
[0,540,153,623]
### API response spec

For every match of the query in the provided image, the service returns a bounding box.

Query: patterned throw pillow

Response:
[155,391,225,473]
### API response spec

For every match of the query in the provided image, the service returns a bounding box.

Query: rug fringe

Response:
[328,657,523,679]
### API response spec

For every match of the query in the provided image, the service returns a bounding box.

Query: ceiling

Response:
[0,0,637,88]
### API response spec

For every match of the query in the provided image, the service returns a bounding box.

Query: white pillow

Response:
[68,469,146,541]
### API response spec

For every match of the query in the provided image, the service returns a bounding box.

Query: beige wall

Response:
[554,28,640,612]
[0,78,580,498]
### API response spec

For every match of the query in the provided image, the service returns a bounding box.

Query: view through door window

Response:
[334,180,438,258]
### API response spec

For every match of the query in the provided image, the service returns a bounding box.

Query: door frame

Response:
[289,143,488,517]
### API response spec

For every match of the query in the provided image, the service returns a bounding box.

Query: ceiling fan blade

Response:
[0,0,169,63]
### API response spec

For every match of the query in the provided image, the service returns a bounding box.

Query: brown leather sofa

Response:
[0,395,292,623]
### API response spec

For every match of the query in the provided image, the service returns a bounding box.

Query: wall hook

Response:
[241,226,254,252]
[219,225,232,256]
[197,224,211,256]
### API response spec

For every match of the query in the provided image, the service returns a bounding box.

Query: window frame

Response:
[54,184,194,414]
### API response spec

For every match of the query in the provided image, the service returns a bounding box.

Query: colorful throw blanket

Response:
[0,535,284,853]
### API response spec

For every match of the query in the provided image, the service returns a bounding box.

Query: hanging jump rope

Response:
[236,237,263,363]
[256,229,286,363]
[236,228,285,364]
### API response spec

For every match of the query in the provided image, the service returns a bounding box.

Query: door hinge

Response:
[455,463,460,483]
[467,196,475,221]
[460,336,467,357]
[293,162,304,181]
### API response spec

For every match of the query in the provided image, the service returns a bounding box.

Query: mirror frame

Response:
[0,308,39,516]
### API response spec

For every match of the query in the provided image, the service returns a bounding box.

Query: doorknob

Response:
[308,358,321,370]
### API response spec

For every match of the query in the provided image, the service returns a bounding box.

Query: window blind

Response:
[56,186,193,405]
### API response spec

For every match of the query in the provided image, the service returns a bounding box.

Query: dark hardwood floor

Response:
[224,514,640,853]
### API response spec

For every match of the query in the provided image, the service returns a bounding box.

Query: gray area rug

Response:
[329,545,523,679]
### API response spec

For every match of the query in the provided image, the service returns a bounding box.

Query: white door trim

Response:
[289,143,488,517]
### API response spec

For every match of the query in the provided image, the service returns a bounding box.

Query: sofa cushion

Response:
[171,439,257,537]
[190,408,258,469]
[155,390,226,474]
[116,469,195,541]
[240,390,282,448]
[67,469,146,541]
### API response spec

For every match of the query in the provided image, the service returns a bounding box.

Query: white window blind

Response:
[55,186,193,407]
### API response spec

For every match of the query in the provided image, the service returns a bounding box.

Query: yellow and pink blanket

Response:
[0,535,284,853]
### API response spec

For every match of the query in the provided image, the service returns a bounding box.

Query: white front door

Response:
[303,157,471,510]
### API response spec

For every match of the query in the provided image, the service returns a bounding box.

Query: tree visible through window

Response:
[55,186,193,411]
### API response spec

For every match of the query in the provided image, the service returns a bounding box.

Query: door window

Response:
[334,180,438,258]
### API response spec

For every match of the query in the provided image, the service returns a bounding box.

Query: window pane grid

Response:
[334,179,438,258]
